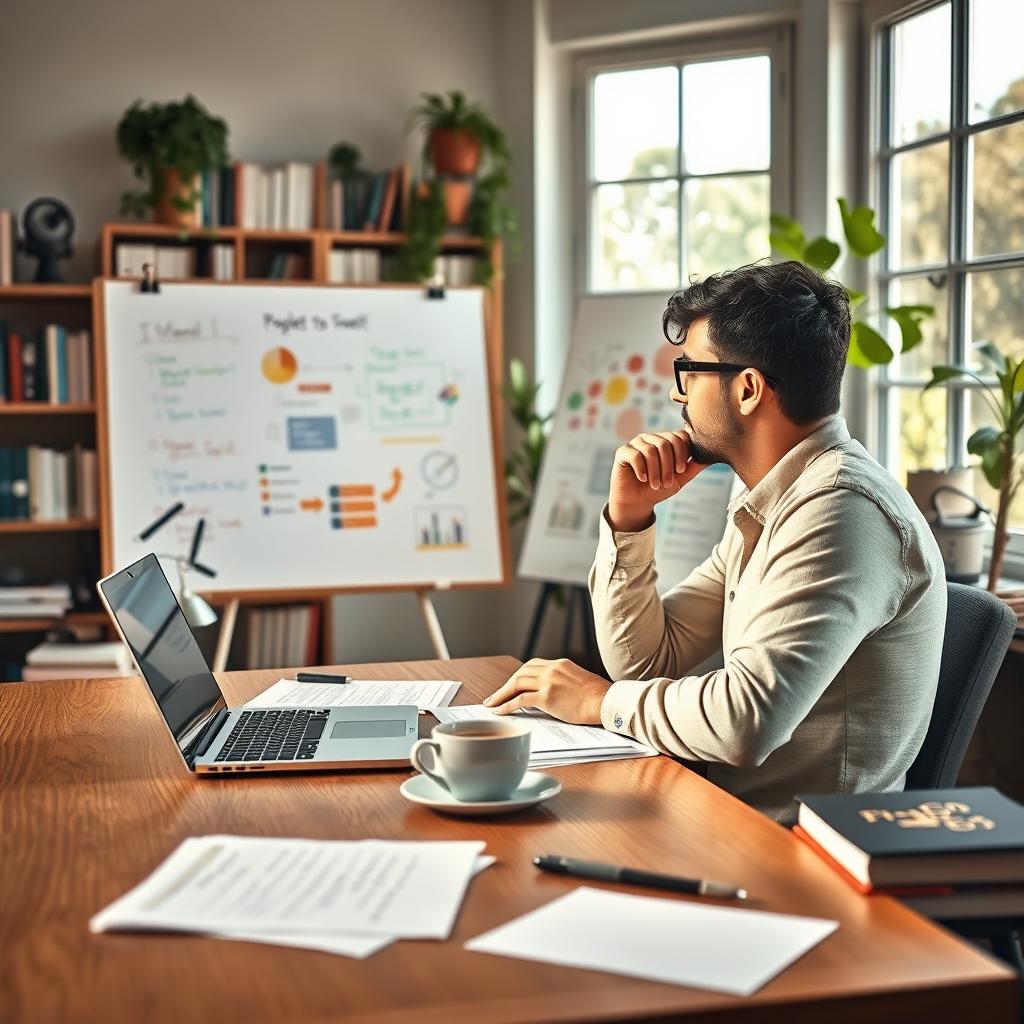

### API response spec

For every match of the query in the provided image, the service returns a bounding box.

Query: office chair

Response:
[906,581,1019,984]
[906,581,1017,790]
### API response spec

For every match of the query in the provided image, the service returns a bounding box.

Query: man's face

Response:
[669,319,745,468]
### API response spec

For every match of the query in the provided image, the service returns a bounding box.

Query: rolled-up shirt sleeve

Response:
[594,488,908,767]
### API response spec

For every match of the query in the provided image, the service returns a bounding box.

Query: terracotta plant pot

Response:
[441,180,473,228]
[430,129,481,176]
[153,168,200,229]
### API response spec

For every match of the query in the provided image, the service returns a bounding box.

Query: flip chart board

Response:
[98,281,507,594]
[520,294,733,588]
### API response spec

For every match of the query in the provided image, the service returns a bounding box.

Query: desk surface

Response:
[0,656,1016,1023]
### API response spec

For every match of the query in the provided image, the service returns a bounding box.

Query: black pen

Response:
[293,672,351,684]
[534,855,748,900]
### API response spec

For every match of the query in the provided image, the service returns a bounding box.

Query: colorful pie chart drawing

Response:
[262,346,298,385]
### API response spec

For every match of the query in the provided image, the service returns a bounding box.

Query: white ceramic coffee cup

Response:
[410,718,531,802]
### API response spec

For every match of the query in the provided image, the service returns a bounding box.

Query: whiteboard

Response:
[519,294,733,588]
[100,281,505,593]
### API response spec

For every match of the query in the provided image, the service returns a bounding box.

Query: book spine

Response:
[46,325,59,404]
[0,320,7,401]
[21,333,39,401]
[7,331,22,402]
[56,326,68,404]
[11,446,29,519]
[0,447,12,518]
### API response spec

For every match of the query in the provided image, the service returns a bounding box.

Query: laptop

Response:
[97,553,418,774]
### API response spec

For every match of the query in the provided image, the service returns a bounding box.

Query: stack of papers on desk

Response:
[432,705,657,768]
[90,835,491,958]
[245,678,461,712]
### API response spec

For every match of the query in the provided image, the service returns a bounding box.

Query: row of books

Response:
[0,445,98,521]
[0,583,72,619]
[239,161,317,231]
[795,786,1024,920]
[433,254,479,286]
[19,638,133,681]
[245,603,320,670]
[327,248,383,284]
[265,251,309,280]
[326,164,410,232]
[0,209,13,285]
[0,323,93,404]
[115,243,236,281]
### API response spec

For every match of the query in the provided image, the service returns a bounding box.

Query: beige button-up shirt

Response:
[589,416,947,824]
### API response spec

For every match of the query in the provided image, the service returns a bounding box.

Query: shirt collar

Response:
[727,415,851,523]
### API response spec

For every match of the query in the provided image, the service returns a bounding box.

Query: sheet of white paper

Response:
[245,679,461,712]
[466,887,838,996]
[209,855,497,958]
[90,835,484,939]
[433,705,657,760]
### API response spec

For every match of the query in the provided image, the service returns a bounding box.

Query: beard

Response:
[681,402,742,468]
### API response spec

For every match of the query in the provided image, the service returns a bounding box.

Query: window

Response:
[875,0,1024,538]
[578,32,791,294]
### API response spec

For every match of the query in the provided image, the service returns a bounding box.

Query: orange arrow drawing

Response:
[380,468,403,503]
[299,497,324,513]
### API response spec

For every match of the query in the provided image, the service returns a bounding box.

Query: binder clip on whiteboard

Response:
[425,269,445,300]
[140,262,161,294]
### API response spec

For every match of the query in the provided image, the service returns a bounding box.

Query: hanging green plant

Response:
[394,181,447,283]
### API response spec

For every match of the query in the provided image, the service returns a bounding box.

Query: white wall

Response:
[0,0,498,283]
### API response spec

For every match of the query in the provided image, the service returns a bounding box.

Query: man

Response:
[485,260,947,824]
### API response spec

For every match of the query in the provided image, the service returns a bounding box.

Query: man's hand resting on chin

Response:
[483,658,611,725]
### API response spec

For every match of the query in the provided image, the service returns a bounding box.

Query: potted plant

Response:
[117,94,230,229]
[504,356,552,527]
[925,347,1024,591]
[405,90,517,283]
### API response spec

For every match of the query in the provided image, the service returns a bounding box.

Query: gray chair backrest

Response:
[906,582,1017,790]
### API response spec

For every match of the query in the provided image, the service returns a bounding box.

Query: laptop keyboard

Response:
[215,709,329,762]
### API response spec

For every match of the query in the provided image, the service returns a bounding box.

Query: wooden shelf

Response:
[0,403,96,415]
[0,610,109,635]
[0,519,99,534]
[0,284,92,301]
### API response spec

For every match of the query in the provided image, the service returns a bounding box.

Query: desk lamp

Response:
[136,502,218,628]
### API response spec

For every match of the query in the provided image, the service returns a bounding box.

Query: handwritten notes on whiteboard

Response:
[102,282,503,592]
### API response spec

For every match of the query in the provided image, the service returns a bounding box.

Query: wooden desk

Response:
[0,656,1016,1023]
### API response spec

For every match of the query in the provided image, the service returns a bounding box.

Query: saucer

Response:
[399,770,561,816]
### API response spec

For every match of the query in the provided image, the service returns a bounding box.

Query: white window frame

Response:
[572,27,794,299]
[865,0,1024,574]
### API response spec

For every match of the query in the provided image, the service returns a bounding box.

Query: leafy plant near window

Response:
[398,90,517,286]
[770,198,934,368]
[926,348,1024,591]
[504,357,551,527]
[117,95,230,222]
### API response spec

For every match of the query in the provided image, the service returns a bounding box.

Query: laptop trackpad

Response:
[331,718,408,740]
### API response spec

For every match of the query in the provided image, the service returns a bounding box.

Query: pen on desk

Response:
[293,672,351,684]
[534,855,748,900]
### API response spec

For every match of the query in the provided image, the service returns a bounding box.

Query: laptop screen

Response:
[99,553,226,763]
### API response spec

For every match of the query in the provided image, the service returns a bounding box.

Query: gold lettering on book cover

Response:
[858,801,995,831]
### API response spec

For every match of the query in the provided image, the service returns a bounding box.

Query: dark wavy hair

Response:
[662,260,852,425]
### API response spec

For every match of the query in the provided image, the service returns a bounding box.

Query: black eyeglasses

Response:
[673,357,777,396]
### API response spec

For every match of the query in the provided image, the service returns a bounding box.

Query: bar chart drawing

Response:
[415,506,468,550]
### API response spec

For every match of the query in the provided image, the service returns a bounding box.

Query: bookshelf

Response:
[0,281,104,677]
[2,219,504,680]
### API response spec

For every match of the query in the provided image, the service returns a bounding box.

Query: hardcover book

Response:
[795,787,1024,888]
